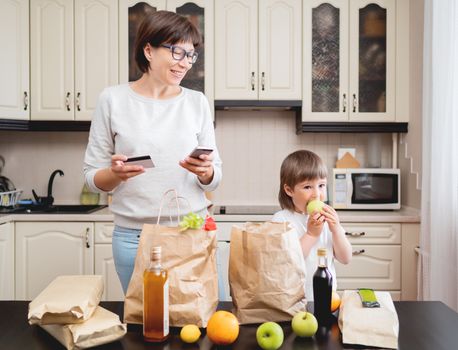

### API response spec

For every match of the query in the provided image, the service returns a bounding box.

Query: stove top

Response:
[0,206,27,214]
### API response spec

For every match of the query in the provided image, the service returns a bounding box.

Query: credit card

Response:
[125,155,155,168]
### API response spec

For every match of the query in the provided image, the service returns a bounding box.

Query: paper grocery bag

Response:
[124,224,218,327]
[28,275,104,325]
[40,306,126,350]
[229,222,307,324]
[338,290,399,349]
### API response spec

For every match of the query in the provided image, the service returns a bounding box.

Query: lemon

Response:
[180,324,201,343]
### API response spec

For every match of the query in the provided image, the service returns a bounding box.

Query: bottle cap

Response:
[317,248,327,256]
[151,246,161,260]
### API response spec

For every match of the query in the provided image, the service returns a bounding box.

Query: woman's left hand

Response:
[179,154,214,185]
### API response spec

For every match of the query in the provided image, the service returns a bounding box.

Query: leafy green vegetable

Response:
[179,212,204,231]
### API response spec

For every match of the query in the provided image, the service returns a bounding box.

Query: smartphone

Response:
[189,146,213,159]
[125,155,155,168]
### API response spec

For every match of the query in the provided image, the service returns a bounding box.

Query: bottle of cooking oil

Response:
[143,246,169,342]
[313,247,333,327]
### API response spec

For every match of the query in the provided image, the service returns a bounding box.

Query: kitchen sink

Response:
[18,204,107,214]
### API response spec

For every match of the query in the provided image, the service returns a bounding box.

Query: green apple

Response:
[306,199,325,215]
[256,322,284,350]
[291,311,318,337]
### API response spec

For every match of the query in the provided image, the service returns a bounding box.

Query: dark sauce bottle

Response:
[313,247,333,327]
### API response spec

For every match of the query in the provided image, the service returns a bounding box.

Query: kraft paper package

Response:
[124,190,218,327]
[28,275,104,325]
[229,222,307,324]
[338,290,399,349]
[40,306,127,350]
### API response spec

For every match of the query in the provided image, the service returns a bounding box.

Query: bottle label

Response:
[163,279,169,336]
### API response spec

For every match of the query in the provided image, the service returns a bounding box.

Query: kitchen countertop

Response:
[0,205,420,224]
[0,300,456,350]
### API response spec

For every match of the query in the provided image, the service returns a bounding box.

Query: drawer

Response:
[342,223,401,244]
[95,222,115,243]
[216,222,238,241]
[335,245,401,290]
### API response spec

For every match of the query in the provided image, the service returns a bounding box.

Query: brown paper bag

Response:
[28,275,104,325]
[124,224,218,327]
[338,290,399,349]
[229,222,307,324]
[40,306,127,350]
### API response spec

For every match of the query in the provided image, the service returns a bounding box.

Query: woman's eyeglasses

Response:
[161,44,198,64]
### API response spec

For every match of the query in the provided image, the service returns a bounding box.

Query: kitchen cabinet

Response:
[30,0,118,121]
[303,0,408,122]
[0,0,29,120]
[94,222,124,301]
[15,222,94,300]
[335,222,419,301]
[215,0,302,100]
[119,0,214,111]
[0,223,15,300]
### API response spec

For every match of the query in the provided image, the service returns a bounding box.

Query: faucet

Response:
[32,169,64,207]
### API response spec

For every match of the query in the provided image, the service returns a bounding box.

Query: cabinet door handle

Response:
[342,93,346,112]
[66,92,71,111]
[345,231,366,237]
[251,72,255,91]
[85,227,90,248]
[76,92,81,111]
[352,249,365,255]
[24,91,28,111]
[352,93,357,113]
[261,72,265,91]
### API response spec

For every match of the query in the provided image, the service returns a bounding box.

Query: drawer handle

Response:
[251,72,255,91]
[85,227,90,248]
[352,249,365,255]
[345,231,366,237]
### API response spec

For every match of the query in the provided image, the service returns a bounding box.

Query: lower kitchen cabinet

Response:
[15,222,94,300]
[94,222,124,301]
[0,222,14,300]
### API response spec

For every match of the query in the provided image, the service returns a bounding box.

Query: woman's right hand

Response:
[110,154,145,181]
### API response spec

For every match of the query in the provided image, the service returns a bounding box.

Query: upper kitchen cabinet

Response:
[30,0,118,121]
[119,0,213,107]
[0,0,29,120]
[215,0,302,100]
[303,0,408,122]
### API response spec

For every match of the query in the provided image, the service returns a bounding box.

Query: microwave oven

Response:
[331,168,401,210]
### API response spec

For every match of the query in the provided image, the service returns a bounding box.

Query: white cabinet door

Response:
[74,0,118,120]
[349,0,395,121]
[31,0,74,120]
[15,222,94,300]
[0,223,14,300]
[258,0,302,100]
[303,0,349,121]
[95,245,124,301]
[119,0,166,83]
[0,0,29,120]
[215,0,257,99]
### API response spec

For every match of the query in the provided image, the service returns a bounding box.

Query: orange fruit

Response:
[206,310,239,345]
[331,291,341,312]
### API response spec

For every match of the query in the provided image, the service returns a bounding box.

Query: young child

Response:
[272,150,352,301]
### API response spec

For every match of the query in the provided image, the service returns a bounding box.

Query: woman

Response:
[83,11,222,293]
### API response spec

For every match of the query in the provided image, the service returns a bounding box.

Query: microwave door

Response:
[351,173,399,209]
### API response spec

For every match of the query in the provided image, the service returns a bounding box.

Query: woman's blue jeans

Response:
[112,225,227,300]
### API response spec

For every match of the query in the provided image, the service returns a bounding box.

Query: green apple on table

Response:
[256,322,284,350]
[291,311,318,337]
[306,199,325,215]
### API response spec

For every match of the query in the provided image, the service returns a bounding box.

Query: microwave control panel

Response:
[333,173,348,208]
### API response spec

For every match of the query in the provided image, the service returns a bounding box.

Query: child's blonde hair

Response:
[278,150,328,210]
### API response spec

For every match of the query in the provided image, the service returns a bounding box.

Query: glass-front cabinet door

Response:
[303,0,395,122]
[303,0,348,121]
[119,0,213,112]
[349,0,395,121]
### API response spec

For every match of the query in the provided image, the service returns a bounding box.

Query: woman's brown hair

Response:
[278,150,328,210]
[134,10,202,73]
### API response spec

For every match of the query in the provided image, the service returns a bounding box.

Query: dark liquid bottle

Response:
[313,247,333,327]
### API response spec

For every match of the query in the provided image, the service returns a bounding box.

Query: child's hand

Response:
[307,211,325,237]
[321,205,341,233]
